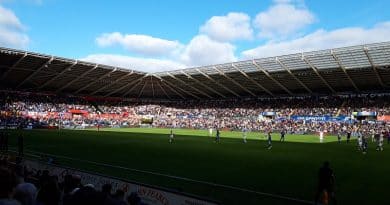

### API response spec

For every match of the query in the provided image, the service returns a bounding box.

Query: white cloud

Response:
[96,32,183,57]
[200,12,253,42]
[0,4,29,48]
[93,11,252,70]
[90,34,237,71]
[242,22,390,59]
[180,35,236,66]
[81,54,186,73]
[253,0,315,39]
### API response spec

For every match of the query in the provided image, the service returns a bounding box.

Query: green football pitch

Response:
[6,128,390,205]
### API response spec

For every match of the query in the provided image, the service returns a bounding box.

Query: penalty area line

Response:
[19,149,313,204]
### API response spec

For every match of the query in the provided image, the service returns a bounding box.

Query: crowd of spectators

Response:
[0,157,144,205]
[0,91,389,134]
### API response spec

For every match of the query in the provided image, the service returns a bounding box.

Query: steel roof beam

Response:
[150,76,155,98]
[180,71,226,98]
[363,47,387,88]
[159,80,186,99]
[74,68,117,94]
[17,56,54,88]
[331,50,360,92]
[196,69,240,97]
[90,71,133,95]
[252,60,294,95]
[105,75,145,97]
[121,80,144,98]
[153,74,200,99]
[137,81,148,98]
[38,61,78,89]
[232,63,274,97]
[56,64,98,93]
[166,72,213,99]
[156,80,170,99]
[301,55,336,93]
[214,66,256,97]
[276,58,312,94]
[1,52,28,81]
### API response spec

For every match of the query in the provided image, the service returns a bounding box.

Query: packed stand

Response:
[0,91,389,134]
[0,157,145,205]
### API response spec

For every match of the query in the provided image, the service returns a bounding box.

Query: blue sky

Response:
[1,0,390,72]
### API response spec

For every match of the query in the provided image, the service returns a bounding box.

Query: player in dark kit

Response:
[1,131,9,153]
[280,129,286,142]
[362,131,368,154]
[387,129,390,144]
[346,129,351,143]
[0,131,3,153]
[315,161,337,205]
[337,131,342,143]
[267,127,272,149]
[215,129,220,143]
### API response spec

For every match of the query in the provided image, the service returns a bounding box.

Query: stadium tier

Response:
[1,91,389,133]
[1,41,390,133]
[1,42,390,205]
[1,42,390,99]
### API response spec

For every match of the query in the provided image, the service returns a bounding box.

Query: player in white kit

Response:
[357,129,363,150]
[242,127,247,143]
[169,128,174,143]
[319,130,324,143]
[377,130,384,151]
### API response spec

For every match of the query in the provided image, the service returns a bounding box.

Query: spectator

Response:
[0,168,20,205]
[14,183,37,205]
[315,161,337,205]
[101,184,112,198]
[112,190,126,205]
[36,176,61,205]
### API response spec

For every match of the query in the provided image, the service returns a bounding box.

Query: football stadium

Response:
[1,1,390,205]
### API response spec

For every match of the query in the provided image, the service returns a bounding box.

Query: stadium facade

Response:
[1,41,390,99]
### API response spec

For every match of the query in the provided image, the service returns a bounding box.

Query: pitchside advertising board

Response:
[24,160,219,205]
[290,115,348,122]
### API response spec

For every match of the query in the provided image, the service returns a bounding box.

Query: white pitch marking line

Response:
[19,149,313,204]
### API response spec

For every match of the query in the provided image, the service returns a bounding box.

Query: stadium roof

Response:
[1,42,390,100]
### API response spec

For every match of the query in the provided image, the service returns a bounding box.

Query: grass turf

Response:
[6,128,390,205]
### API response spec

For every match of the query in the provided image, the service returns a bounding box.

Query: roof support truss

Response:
[302,55,336,93]
[153,75,200,99]
[105,76,144,97]
[276,58,312,94]
[156,80,171,99]
[90,71,133,95]
[159,80,186,99]
[331,50,360,92]
[180,71,226,98]
[121,80,144,98]
[17,56,54,88]
[252,60,294,95]
[150,76,155,98]
[363,47,387,88]
[232,63,274,97]
[56,64,98,93]
[156,76,187,99]
[38,61,78,89]
[214,67,256,97]
[1,52,28,81]
[74,68,117,94]
[166,72,212,98]
[137,81,147,98]
[197,69,240,97]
